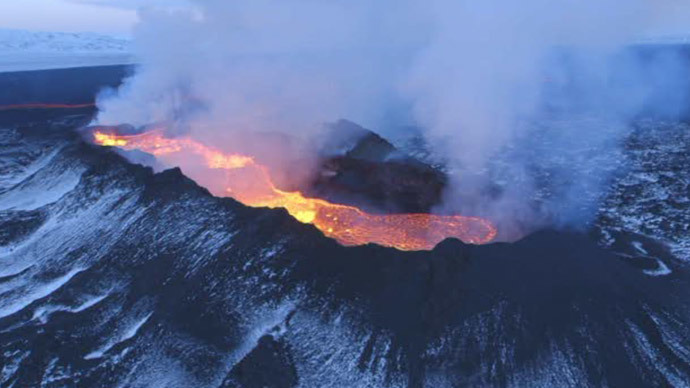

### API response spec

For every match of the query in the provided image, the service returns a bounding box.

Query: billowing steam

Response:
[94,0,690,239]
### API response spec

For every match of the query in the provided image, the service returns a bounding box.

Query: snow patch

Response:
[643,258,672,277]
[0,147,63,189]
[0,267,84,319]
[226,302,295,368]
[84,312,153,360]
[0,167,83,211]
[633,241,648,255]
[1,349,30,385]
[32,292,111,324]
[627,320,690,387]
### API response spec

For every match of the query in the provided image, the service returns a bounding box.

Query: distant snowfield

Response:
[0,29,135,72]
[1,28,685,73]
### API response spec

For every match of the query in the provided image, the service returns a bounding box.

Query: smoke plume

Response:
[94,0,690,239]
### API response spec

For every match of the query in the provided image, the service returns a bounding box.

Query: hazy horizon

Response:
[0,0,689,39]
[0,0,189,36]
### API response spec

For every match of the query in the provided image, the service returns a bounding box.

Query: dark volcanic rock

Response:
[0,111,688,388]
[310,120,447,213]
[222,335,299,388]
[0,209,46,245]
[0,65,133,106]
[1,59,690,387]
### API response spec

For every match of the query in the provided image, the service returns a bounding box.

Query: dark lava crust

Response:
[308,120,448,214]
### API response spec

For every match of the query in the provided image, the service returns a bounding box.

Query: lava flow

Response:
[0,103,95,111]
[92,129,497,250]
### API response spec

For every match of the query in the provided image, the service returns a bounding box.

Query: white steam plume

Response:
[94,0,690,238]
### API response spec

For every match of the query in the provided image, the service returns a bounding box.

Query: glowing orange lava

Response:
[92,129,497,250]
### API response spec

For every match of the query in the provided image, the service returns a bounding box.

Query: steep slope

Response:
[0,113,689,387]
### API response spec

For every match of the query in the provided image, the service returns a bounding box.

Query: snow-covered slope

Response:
[0,29,134,72]
[0,111,688,387]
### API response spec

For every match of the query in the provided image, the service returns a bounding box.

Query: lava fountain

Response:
[92,129,497,250]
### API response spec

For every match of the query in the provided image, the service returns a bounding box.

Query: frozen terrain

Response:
[0,49,688,386]
[0,110,687,387]
[0,29,134,72]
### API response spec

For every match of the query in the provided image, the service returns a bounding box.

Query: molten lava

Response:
[92,129,497,250]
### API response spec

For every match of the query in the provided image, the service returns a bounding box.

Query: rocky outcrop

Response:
[309,120,447,214]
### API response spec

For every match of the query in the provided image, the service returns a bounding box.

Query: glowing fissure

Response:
[93,129,497,250]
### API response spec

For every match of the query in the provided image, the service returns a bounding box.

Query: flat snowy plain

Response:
[0,29,134,72]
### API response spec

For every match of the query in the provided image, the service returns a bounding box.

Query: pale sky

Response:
[0,0,189,36]
[0,0,688,38]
